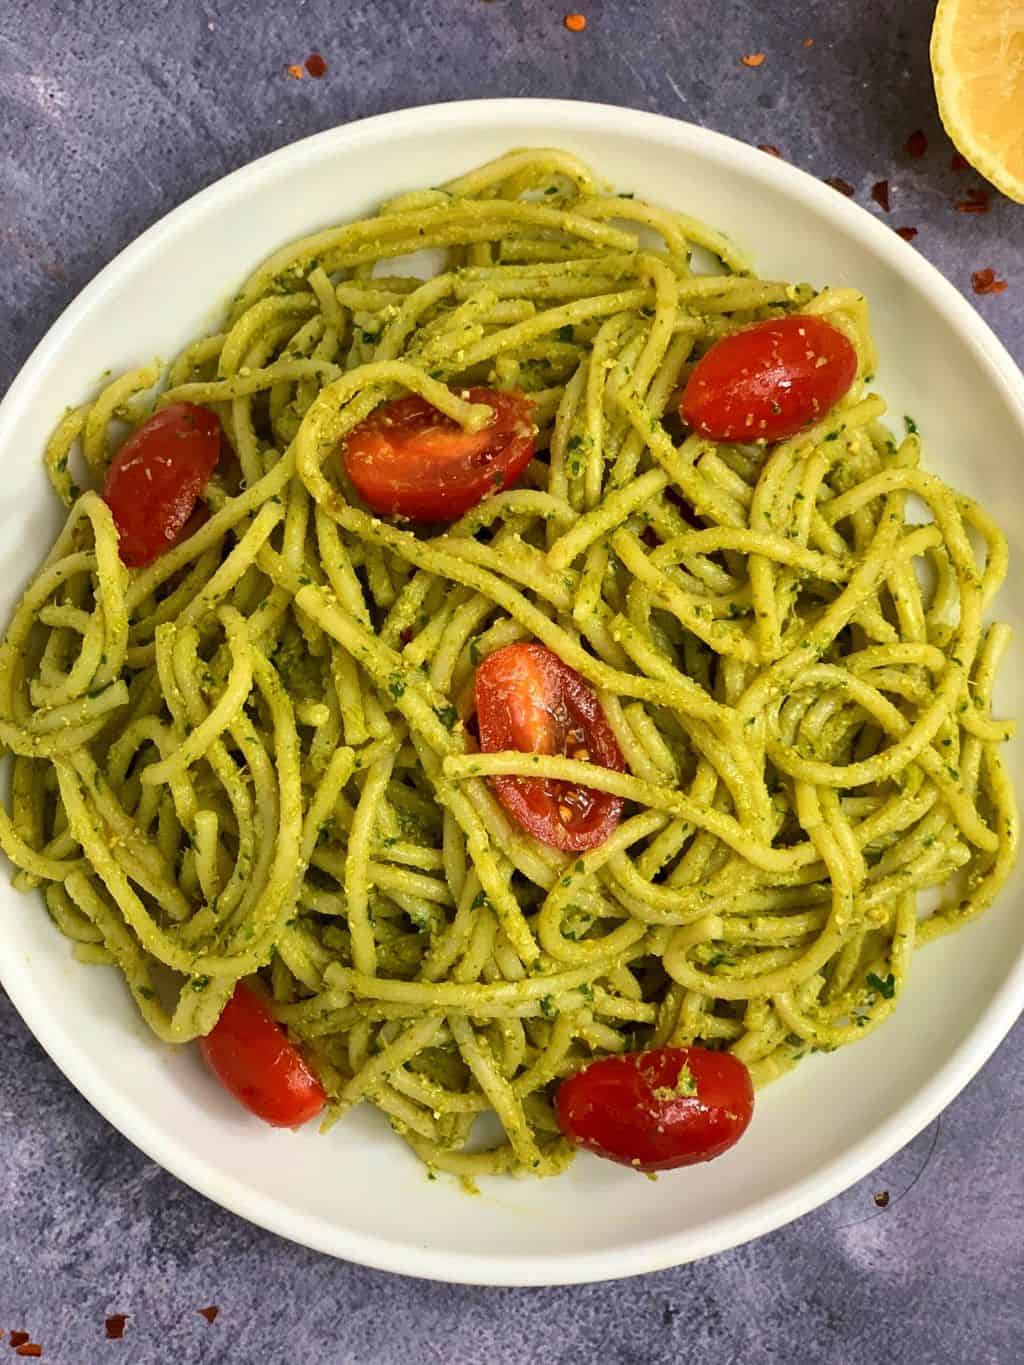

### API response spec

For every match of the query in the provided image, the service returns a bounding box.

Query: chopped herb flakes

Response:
[867,972,896,1000]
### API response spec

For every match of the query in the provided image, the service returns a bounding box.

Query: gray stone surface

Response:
[1,0,1022,1360]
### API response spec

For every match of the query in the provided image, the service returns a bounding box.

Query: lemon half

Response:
[931,0,1024,204]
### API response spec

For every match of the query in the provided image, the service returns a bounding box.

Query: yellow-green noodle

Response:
[1,149,1017,1178]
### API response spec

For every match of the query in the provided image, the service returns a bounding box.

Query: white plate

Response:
[1,100,1022,1287]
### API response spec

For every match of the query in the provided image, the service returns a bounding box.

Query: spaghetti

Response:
[0,148,1017,1178]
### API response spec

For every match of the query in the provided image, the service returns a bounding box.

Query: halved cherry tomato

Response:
[199,982,326,1128]
[341,386,536,521]
[103,402,222,567]
[680,314,858,442]
[556,1045,754,1172]
[474,642,625,851]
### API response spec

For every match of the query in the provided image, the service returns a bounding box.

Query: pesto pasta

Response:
[1,148,1017,1179]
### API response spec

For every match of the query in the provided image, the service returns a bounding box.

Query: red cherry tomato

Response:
[556,1045,754,1172]
[341,386,536,521]
[680,315,858,442]
[103,402,222,567]
[199,982,326,1128]
[474,642,625,851]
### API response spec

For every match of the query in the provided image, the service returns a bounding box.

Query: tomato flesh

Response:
[199,982,326,1128]
[680,314,858,442]
[474,642,625,851]
[556,1045,754,1172]
[341,386,536,521]
[102,402,222,567]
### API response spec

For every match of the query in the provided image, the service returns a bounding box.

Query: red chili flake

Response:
[757,144,783,158]
[104,1316,127,1341]
[824,177,855,196]
[286,64,304,80]
[305,53,327,78]
[905,129,928,158]
[740,52,766,67]
[198,1307,220,1325]
[951,152,969,172]
[895,226,919,241]
[9,1334,29,1349]
[956,187,991,214]
[972,268,1008,295]
[870,179,891,212]
[15,1348,42,1360]
[564,12,587,31]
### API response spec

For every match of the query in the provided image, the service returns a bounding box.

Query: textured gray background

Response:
[1,1,1022,1361]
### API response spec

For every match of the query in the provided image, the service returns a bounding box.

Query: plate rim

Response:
[1,96,1023,1286]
